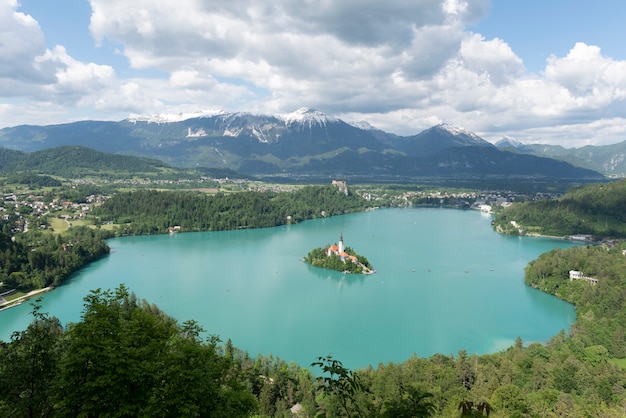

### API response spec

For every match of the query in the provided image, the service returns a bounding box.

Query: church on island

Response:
[303,233,374,274]
[326,233,358,264]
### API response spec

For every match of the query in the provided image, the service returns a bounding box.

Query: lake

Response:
[0,208,578,370]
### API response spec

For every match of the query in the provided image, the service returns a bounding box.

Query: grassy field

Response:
[49,217,93,233]
[3,291,27,302]
[49,217,116,233]
[49,217,71,233]
[610,358,626,369]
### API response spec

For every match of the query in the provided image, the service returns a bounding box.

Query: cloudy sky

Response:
[1,0,626,147]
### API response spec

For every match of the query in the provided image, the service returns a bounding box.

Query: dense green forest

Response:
[525,243,626,359]
[493,179,626,238]
[0,226,110,290]
[1,172,62,188]
[0,286,257,417]
[0,146,239,185]
[93,185,369,235]
[0,146,171,177]
[304,246,374,274]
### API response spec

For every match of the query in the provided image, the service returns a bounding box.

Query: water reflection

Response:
[304,263,366,286]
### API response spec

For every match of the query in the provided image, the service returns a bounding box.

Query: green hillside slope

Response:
[493,179,626,238]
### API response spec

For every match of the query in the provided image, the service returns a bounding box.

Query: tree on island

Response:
[304,234,374,274]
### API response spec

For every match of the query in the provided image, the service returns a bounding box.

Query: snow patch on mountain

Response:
[495,136,524,148]
[187,127,207,138]
[437,123,480,140]
[128,109,228,124]
[252,126,272,143]
[223,127,243,137]
[279,108,337,127]
[350,120,377,131]
[433,123,491,146]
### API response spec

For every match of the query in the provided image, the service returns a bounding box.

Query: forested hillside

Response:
[0,226,110,290]
[1,172,62,188]
[93,185,368,235]
[493,179,626,238]
[525,243,626,358]
[0,146,169,177]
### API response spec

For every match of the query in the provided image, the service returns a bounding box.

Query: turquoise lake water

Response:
[0,208,578,370]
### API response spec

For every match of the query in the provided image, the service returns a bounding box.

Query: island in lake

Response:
[304,234,375,274]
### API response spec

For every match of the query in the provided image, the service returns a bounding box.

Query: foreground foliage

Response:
[0,286,257,417]
[2,276,626,417]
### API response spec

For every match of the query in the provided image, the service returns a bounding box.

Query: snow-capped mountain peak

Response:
[495,136,524,148]
[432,123,489,145]
[279,108,337,127]
[436,123,472,137]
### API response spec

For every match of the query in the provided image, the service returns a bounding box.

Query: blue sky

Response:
[2,0,626,147]
[476,1,626,73]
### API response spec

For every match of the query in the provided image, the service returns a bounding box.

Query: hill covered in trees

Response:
[0,146,173,178]
[525,243,626,358]
[0,145,238,183]
[92,185,369,235]
[493,179,626,238]
[0,226,110,291]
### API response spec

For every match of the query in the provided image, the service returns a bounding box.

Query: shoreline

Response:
[0,208,581,312]
[0,287,53,311]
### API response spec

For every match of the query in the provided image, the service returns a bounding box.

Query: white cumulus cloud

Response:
[0,0,625,147]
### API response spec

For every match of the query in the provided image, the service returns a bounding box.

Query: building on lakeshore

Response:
[569,270,599,285]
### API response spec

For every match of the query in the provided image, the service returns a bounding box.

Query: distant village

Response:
[1,191,108,234]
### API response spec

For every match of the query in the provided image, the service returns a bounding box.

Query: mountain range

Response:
[495,138,626,178]
[0,108,609,181]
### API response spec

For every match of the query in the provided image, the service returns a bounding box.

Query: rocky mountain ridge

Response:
[0,109,605,181]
